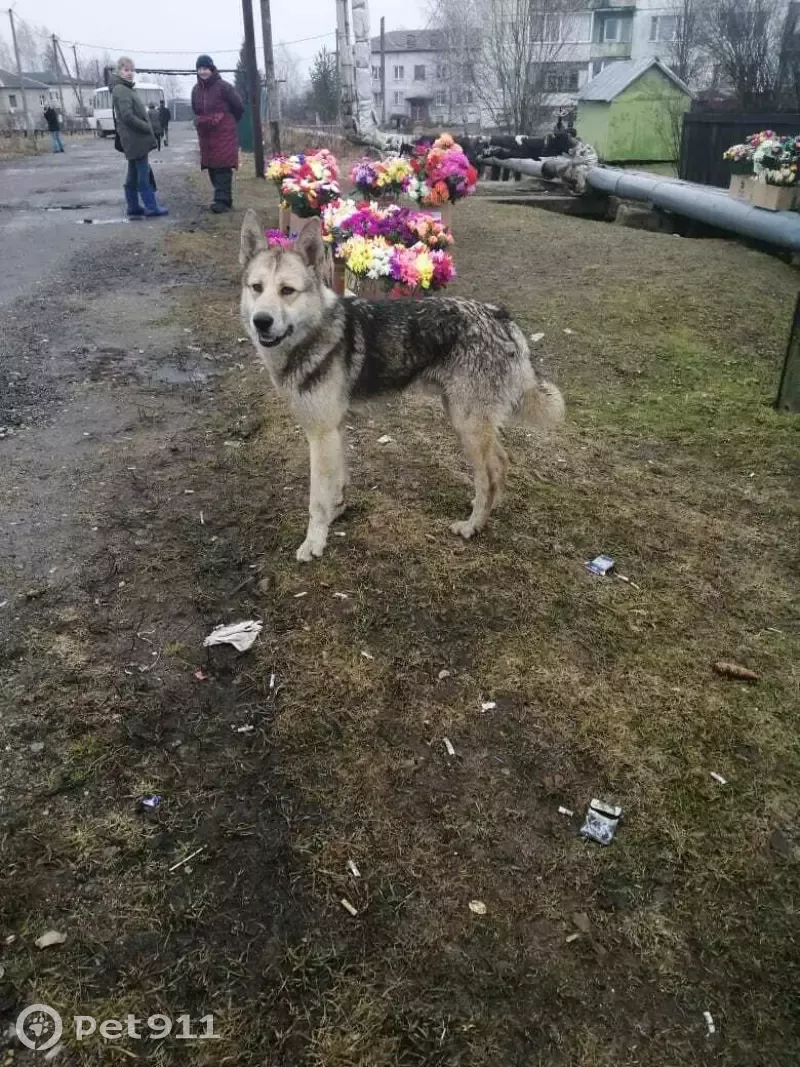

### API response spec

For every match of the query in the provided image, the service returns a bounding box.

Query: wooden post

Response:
[51,36,66,115]
[259,0,281,154]
[8,9,32,136]
[57,39,85,127]
[776,290,800,413]
[241,0,266,178]
[380,16,386,126]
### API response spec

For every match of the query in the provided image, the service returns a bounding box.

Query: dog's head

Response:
[239,210,329,352]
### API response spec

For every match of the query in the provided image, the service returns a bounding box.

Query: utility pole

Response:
[51,35,65,115]
[259,0,280,153]
[8,8,31,136]
[241,0,265,177]
[56,39,84,126]
[335,0,355,134]
[70,44,87,127]
[380,16,386,126]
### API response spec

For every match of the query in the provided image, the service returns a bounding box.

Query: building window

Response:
[9,93,18,107]
[406,34,416,48]
[393,90,404,105]
[373,93,381,107]
[393,65,404,80]
[414,65,426,80]
[544,68,580,93]
[650,15,678,42]
[436,64,448,79]
[435,89,447,105]
[371,65,380,80]
[602,16,631,43]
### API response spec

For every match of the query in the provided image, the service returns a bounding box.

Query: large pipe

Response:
[487,157,800,254]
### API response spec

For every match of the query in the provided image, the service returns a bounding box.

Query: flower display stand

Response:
[728,174,753,200]
[749,182,798,212]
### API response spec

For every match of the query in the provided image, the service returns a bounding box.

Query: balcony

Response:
[591,41,632,60]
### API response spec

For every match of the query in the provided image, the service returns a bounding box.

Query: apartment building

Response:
[371,3,707,130]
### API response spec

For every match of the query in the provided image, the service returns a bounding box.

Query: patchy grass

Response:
[1,165,799,1065]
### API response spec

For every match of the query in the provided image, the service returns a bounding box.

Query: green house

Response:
[576,57,693,163]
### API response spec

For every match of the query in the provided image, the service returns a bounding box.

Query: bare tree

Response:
[665,0,705,84]
[431,0,586,133]
[0,33,15,70]
[701,0,786,110]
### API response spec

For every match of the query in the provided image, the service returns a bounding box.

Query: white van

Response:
[90,83,166,137]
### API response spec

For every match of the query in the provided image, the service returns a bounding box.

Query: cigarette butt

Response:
[710,771,727,785]
[346,859,361,878]
[566,933,580,943]
[558,806,574,817]
[703,1011,715,1035]
[340,898,358,917]
[443,737,455,757]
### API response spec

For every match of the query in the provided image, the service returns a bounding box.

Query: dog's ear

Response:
[293,218,326,278]
[240,209,267,267]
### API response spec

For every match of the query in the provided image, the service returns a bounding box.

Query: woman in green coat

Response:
[110,57,168,217]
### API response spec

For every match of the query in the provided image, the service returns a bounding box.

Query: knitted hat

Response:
[196,55,215,70]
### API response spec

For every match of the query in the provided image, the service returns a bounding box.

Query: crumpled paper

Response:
[203,620,263,652]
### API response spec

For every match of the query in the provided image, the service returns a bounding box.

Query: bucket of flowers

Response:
[406,134,478,229]
[336,235,455,299]
[322,199,454,297]
[750,134,800,212]
[349,156,414,204]
[267,150,341,234]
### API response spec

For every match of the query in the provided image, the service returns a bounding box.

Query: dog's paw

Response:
[296,537,326,563]
[450,520,478,540]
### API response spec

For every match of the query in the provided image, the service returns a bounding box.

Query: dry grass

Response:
[1,164,799,1065]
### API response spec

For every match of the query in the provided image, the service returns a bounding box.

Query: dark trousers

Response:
[208,167,233,207]
[162,125,169,147]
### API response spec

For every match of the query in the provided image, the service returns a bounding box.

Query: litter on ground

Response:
[35,930,67,949]
[377,434,393,444]
[481,701,497,712]
[710,771,727,785]
[443,737,456,757]
[580,798,623,846]
[713,660,759,682]
[468,900,487,915]
[347,859,361,878]
[557,806,574,817]
[203,620,263,652]
[340,898,358,916]
[704,1011,716,1036]
[586,555,615,576]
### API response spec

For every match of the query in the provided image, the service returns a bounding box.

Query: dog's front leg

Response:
[296,429,343,563]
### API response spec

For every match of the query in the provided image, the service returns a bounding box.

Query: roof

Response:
[578,57,693,102]
[23,70,96,87]
[369,29,445,53]
[0,68,51,90]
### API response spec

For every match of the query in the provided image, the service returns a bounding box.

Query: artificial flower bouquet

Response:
[406,134,478,226]
[349,156,413,200]
[336,235,455,298]
[267,150,341,228]
[321,199,455,297]
[322,200,453,254]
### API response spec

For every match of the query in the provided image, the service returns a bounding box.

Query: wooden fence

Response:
[679,111,800,187]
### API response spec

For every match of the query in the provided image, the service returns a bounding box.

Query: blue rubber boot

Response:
[124,185,144,217]
[140,184,169,217]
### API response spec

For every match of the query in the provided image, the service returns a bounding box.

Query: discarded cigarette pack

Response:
[587,555,615,576]
[581,798,623,845]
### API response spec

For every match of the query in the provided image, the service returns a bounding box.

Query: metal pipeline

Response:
[483,157,800,253]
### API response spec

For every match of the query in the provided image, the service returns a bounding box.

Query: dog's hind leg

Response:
[448,409,504,539]
[296,428,346,562]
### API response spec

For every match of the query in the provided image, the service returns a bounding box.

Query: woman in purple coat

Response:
[191,54,245,213]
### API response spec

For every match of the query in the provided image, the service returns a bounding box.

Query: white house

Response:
[0,68,95,129]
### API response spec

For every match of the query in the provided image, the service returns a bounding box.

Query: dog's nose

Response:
[253,313,274,333]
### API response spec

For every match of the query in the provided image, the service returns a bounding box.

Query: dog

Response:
[239,211,564,563]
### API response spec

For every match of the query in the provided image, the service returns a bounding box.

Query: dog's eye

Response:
[280,285,295,297]
[251,282,263,294]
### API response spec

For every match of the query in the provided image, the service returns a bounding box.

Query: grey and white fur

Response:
[240,210,564,562]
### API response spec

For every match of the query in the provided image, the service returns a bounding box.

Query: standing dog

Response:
[239,211,564,562]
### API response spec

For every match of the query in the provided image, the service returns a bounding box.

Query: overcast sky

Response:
[5,0,430,83]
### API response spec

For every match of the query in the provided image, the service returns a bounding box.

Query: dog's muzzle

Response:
[253,319,294,348]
